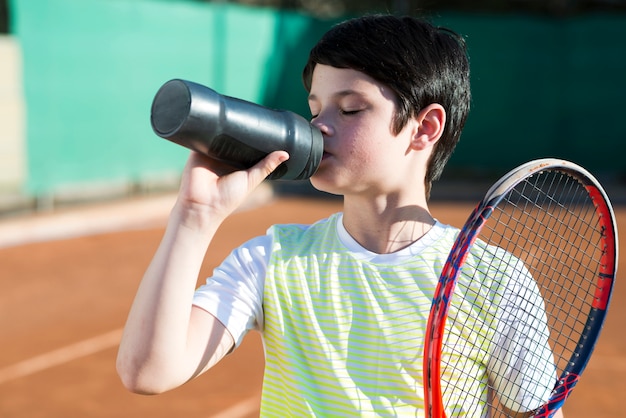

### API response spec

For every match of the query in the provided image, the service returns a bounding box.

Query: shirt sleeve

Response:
[487,259,557,413]
[192,233,272,348]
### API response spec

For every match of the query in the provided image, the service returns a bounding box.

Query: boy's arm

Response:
[116,150,288,394]
[116,204,232,394]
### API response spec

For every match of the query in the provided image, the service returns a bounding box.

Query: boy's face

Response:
[307,64,422,197]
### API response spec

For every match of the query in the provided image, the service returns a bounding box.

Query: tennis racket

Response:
[423,158,617,418]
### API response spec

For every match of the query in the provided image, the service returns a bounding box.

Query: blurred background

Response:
[0,0,625,211]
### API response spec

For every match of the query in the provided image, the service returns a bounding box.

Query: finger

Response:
[186,151,236,177]
[247,151,289,186]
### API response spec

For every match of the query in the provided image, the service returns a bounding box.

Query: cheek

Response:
[346,126,393,167]
[341,125,377,160]
[348,146,375,168]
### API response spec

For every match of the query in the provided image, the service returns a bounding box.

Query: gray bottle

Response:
[150,79,323,180]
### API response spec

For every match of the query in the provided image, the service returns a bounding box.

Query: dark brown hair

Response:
[303,15,471,197]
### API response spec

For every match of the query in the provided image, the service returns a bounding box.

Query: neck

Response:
[342,193,435,254]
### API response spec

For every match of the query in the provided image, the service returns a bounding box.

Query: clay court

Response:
[0,193,623,417]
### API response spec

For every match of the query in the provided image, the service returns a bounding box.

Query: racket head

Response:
[423,158,618,418]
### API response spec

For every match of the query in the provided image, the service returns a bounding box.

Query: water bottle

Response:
[150,79,323,180]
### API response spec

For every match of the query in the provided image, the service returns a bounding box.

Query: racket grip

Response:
[150,79,323,180]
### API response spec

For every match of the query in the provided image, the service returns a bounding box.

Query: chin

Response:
[309,175,344,197]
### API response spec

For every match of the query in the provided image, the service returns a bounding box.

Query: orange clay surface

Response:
[0,195,623,417]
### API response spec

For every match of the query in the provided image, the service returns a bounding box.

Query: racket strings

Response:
[439,170,605,417]
[509,174,599,367]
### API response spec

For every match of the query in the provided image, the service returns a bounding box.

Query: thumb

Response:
[248,151,289,185]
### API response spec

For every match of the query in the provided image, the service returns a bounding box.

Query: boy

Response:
[117,15,562,417]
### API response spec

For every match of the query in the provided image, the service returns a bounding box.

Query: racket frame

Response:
[423,158,618,418]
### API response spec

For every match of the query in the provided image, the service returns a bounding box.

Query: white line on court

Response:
[0,324,620,418]
[0,328,260,418]
[0,195,177,249]
[0,328,123,385]
[0,188,275,418]
[0,183,274,249]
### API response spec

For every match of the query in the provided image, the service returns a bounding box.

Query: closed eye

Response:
[310,108,362,121]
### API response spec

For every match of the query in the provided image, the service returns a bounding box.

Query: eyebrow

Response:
[308,89,365,102]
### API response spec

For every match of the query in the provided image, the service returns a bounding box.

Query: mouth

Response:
[322,151,331,160]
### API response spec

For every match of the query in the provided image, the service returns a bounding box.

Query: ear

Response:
[409,104,446,151]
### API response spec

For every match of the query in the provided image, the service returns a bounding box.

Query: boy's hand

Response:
[175,150,289,225]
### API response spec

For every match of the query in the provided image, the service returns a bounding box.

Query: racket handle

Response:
[150,79,323,180]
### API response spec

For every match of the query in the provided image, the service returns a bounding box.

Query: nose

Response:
[311,117,333,137]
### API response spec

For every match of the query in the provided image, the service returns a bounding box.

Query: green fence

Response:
[441,13,626,181]
[10,0,626,196]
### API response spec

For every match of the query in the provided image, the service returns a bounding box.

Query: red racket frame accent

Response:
[423,159,618,418]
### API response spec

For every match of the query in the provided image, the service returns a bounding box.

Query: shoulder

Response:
[427,221,460,250]
[226,213,340,263]
[411,221,460,267]
[432,221,460,240]
[268,213,341,245]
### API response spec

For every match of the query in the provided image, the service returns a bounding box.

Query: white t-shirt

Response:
[193,213,556,416]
